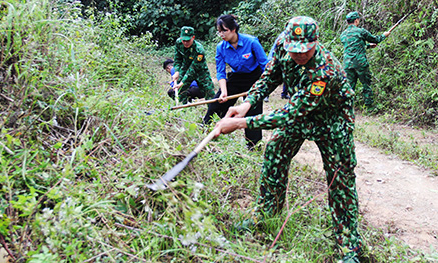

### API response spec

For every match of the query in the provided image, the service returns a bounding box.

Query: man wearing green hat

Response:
[172,26,215,104]
[340,11,391,113]
[213,16,362,263]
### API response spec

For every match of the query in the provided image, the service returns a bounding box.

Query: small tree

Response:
[80,0,240,46]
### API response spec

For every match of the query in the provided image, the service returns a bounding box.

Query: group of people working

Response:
[162,12,391,263]
[165,14,268,149]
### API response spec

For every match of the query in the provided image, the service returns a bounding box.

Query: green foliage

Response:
[0,0,437,262]
[80,0,240,46]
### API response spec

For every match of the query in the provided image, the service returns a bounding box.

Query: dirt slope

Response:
[294,139,438,253]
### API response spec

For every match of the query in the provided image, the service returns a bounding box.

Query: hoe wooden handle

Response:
[171,92,248,110]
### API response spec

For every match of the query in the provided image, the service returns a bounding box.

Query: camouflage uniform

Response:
[244,17,362,259]
[174,33,215,104]
[340,12,386,106]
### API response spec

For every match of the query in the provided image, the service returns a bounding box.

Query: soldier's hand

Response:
[213,117,247,137]
[383,31,390,37]
[225,102,251,118]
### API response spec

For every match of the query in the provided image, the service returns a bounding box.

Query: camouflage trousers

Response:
[345,66,373,106]
[178,72,215,104]
[257,126,362,256]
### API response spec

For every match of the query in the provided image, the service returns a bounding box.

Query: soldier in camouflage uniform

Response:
[340,11,390,112]
[172,26,215,104]
[214,16,362,263]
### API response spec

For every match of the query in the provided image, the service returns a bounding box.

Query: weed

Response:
[0,0,436,262]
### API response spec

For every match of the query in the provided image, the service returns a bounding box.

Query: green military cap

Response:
[180,26,195,41]
[346,11,360,20]
[283,16,319,53]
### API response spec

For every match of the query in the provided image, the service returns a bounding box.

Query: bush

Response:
[81,0,240,46]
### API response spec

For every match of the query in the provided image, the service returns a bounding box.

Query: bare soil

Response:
[264,88,438,254]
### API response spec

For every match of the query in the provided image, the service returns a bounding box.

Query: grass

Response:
[354,113,438,172]
[1,0,438,262]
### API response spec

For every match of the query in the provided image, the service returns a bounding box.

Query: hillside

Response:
[1,0,438,262]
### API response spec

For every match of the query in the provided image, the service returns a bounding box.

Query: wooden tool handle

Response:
[194,128,219,153]
[174,81,179,106]
[171,92,248,110]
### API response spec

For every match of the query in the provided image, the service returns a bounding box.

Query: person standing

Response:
[163,59,203,102]
[203,14,268,150]
[172,26,215,104]
[213,16,362,262]
[340,11,390,113]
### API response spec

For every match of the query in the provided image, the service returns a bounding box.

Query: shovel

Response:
[146,128,219,191]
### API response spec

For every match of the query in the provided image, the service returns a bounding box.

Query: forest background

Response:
[0,0,437,262]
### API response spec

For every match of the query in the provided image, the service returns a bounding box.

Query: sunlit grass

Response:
[355,115,438,172]
[0,0,437,262]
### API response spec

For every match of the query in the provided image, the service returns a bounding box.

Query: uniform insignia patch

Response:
[310,81,326,96]
[189,57,193,60]
[242,53,251,59]
[197,54,203,61]
[295,27,302,35]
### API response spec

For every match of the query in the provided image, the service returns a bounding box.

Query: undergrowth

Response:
[0,0,437,262]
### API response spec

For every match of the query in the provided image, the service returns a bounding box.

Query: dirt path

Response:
[263,89,438,254]
[294,139,438,253]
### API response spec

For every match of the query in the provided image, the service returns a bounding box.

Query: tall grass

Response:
[0,0,437,262]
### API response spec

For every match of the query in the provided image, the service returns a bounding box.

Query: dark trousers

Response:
[203,67,263,147]
[167,85,204,103]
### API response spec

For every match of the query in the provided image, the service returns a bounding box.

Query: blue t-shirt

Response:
[215,33,268,81]
[170,67,198,88]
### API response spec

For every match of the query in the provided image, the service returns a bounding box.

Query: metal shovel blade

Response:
[146,151,198,191]
[146,128,218,191]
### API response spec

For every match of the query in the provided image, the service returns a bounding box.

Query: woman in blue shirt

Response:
[203,14,268,150]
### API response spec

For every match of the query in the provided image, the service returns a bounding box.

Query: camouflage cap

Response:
[284,16,319,53]
[346,11,360,21]
[180,26,195,41]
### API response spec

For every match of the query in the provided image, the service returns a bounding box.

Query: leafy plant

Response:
[0,0,437,262]
[80,0,240,46]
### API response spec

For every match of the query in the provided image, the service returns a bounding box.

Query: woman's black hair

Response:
[217,14,239,33]
[163,58,174,70]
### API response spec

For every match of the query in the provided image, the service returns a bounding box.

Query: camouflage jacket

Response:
[244,39,355,140]
[174,39,210,84]
[340,25,386,69]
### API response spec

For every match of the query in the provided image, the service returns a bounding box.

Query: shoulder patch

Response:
[197,54,203,61]
[310,81,326,96]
